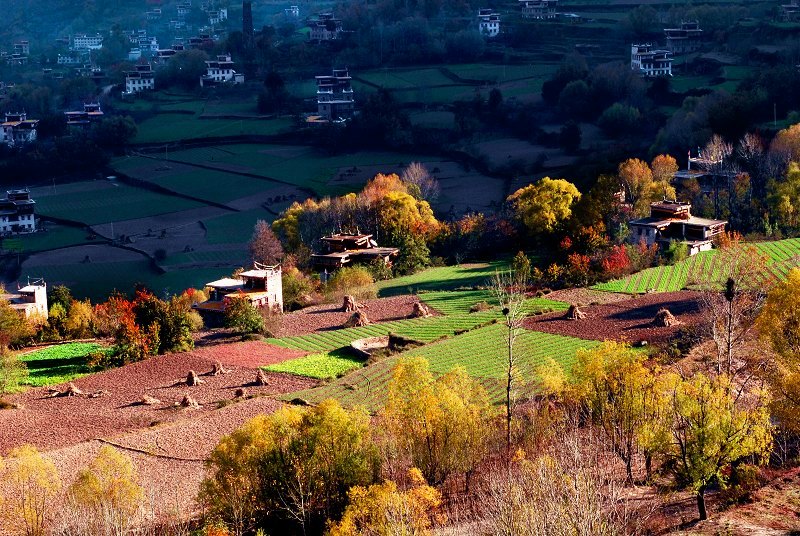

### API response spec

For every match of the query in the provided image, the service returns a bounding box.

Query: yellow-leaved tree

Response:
[569,341,670,484]
[507,177,581,235]
[663,372,772,521]
[0,444,61,536]
[68,445,145,534]
[618,157,676,217]
[328,468,444,536]
[200,399,377,536]
[383,357,496,487]
[757,267,800,433]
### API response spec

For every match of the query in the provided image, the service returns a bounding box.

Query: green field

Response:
[266,311,502,353]
[419,289,566,315]
[19,342,108,388]
[377,261,509,296]
[202,208,277,245]
[282,324,600,411]
[593,239,800,294]
[153,144,427,197]
[2,226,94,254]
[132,115,293,144]
[111,156,285,204]
[264,349,364,380]
[35,183,203,225]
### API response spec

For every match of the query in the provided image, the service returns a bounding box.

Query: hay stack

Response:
[186,370,205,386]
[49,383,85,397]
[211,361,231,376]
[179,394,201,409]
[652,308,680,327]
[411,301,432,318]
[342,295,360,312]
[344,310,370,328]
[565,304,586,321]
[254,369,269,386]
[140,394,161,406]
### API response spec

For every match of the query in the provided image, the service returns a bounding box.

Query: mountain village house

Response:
[628,200,726,256]
[309,13,344,41]
[664,21,703,54]
[478,9,501,37]
[200,54,244,87]
[71,34,104,51]
[0,278,47,319]
[0,189,36,234]
[312,233,400,270]
[1,113,38,147]
[519,0,558,19]
[631,44,673,77]
[65,103,104,128]
[314,68,354,122]
[195,264,284,319]
[124,63,155,96]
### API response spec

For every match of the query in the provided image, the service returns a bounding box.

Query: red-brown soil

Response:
[0,345,316,454]
[277,295,428,337]
[525,291,705,345]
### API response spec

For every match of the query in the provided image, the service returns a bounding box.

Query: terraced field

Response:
[377,261,509,296]
[265,311,501,353]
[19,342,109,388]
[593,239,800,294]
[419,289,567,315]
[282,323,599,411]
[35,182,203,225]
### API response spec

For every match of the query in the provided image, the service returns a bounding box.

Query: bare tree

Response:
[491,270,527,457]
[697,243,768,375]
[697,134,736,218]
[248,219,284,266]
[401,162,440,202]
[476,418,648,536]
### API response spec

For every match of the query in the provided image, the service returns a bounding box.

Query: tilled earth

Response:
[524,291,705,344]
[276,295,428,337]
[0,342,318,527]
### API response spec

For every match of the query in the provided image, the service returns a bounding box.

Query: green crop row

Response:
[18,342,109,388]
[265,311,501,353]
[593,239,800,294]
[281,323,600,411]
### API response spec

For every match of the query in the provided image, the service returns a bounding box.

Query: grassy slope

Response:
[281,323,599,411]
[593,239,800,294]
[377,261,509,296]
[18,342,107,388]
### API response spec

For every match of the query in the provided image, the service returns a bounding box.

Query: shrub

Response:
[327,266,377,302]
[282,266,316,311]
[199,399,378,535]
[67,446,144,535]
[0,444,61,536]
[224,297,265,334]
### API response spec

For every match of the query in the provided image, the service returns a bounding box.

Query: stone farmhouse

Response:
[628,200,726,256]
[65,103,104,128]
[664,21,703,55]
[200,54,245,87]
[124,63,155,96]
[195,264,284,319]
[312,233,400,270]
[478,9,501,37]
[0,278,47,318]
[309,13,344,41]
[1,113,38,147]
[0,189,36,235]
[631,44,673,77]
[519,0,558,20]
[314,68,354,122]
